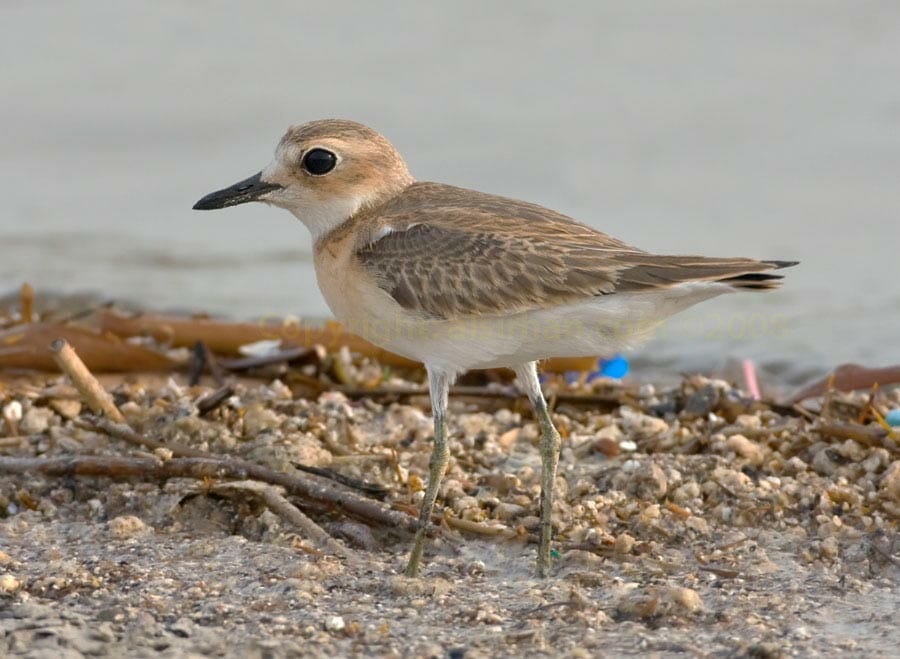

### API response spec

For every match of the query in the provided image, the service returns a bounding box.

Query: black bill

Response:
[192,172,283,210]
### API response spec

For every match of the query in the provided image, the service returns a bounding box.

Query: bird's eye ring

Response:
[301,148,337,176]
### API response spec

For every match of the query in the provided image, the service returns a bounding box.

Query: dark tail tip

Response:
[720,260,797,291]
[762,260,800,269]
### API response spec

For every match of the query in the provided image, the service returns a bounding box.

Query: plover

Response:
[193,119,795,577]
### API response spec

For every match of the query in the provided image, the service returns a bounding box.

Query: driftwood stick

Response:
[293,463,389,498]
[212,480,354,559]
[442,513,517,539]
[791,363,900,403]
[195,384,234,417]
[817,421,897,453]
[49,339,125,423]
[0,455,206,478]
[74,417,419,532]
[20,283,34,323]
[74,416,206,457]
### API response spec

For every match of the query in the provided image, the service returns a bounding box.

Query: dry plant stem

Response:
[188,340,228,386]
[49,339,125,423]
[78,416,418,531]
[220,347,315,371]
[817,421,898,453]
[790,363,900,403]
[75,416,206,457]
[195,385,234,417]
[20,283,34,323]
[442,514,516,539]
[212,480,354,560]
[293,463,388,498]
[0,455,210,478]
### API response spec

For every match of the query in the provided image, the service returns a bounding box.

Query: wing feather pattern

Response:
[353,183,795,320]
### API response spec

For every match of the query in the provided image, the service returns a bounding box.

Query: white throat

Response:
[283,194,366,242]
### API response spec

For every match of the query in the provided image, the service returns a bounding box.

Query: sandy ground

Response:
[1,373,899,658]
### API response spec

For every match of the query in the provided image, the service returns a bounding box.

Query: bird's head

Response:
[193,119,414,239]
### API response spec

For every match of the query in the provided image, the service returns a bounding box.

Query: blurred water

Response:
[2,1,899,381]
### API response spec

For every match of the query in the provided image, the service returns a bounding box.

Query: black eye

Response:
[301,148,337,175]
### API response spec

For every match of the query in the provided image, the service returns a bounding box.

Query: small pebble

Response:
[594,437,620,457]
[0,574,21,593]
[324,615,346,632]
[879,461,900,501]
[169,617,193,638]
[614,533,635,554]
[811,447,839,476]
[21,407,55,434]
[619,439,638,452]
[685,516,710,535]
[819,536,839,560]
[668,586,703,612]
[2,400,22,433]
[108,515,147,538]
[242,403,284,437]
[630,462,667,499]
[596,424,623,442]
[497,427,521,449]
[153,447,174,461]
[49,398,82,419]
[637,383,655,397]
[727,434,764,465]
[735,414,762,429]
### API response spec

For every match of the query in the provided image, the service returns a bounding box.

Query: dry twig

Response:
[49,339,125,423]
[817,421,897,453]
[0,453,417,532]
[292,463,388,498]
[195,384,234,417]
[211,480,354,559]
[75,416,419,531]
[791,363,900,403]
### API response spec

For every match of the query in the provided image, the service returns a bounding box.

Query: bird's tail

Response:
[615,257,799,292]
[717,260,799,291]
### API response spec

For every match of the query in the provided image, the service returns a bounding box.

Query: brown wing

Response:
[354,183,794,320]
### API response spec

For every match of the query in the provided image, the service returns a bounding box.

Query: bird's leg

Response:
[514,362,561,577]
[405,367,452,577]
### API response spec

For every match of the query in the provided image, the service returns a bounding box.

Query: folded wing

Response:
[354,183,795,321]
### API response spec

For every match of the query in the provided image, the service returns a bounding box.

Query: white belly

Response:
[316,269,731,372]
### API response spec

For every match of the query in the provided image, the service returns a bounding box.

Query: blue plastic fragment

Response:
[564,355,629,383]
[599,355,629,379]
[582,355,629,382]
[885,408,900,427]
